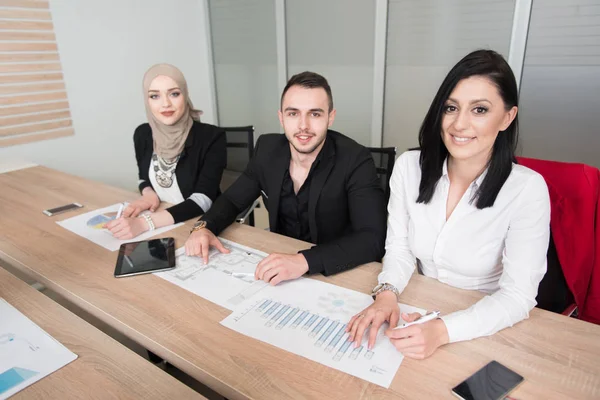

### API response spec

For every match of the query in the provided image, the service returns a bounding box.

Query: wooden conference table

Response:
[0,166,599,399]
[0,267,203,399]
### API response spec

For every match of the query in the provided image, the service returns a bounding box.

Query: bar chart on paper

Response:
[221,278,425,388]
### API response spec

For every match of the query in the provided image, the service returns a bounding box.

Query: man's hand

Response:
[255,253,309,286]
[184,228,230,264]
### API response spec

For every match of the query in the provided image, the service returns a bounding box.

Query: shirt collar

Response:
[474,167,488,188]
[442,157,489,189]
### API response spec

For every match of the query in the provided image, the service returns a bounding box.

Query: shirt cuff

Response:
[440,310,476,344]
[377,269,411,294]
[299,248,324,275]
[138,179,152,194]
[189,193,213,213]
[166,199,203,224]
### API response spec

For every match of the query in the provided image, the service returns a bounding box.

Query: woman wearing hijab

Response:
[106,64,226,239]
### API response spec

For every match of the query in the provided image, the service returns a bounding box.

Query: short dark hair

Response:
[280,71,334,112]
[416,49,519,209]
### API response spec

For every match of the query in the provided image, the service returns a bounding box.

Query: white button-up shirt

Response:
[378,151,550,343]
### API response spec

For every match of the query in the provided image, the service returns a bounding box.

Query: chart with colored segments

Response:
[56,203,183,251]
[155,239,269,311]
[0,299,77,399]
[221,278,425,388]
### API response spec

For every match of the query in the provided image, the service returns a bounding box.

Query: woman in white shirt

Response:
[346,50,550,359]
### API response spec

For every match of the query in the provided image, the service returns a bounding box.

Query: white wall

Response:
[0,0,215,190]
[518,0,600,168]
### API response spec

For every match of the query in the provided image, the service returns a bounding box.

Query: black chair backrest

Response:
[367,147,397,202]
[221,125,255,172]
[220,125,256,226]
[536,232,574,314]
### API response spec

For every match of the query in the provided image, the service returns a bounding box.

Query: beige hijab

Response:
[142,64,202,160]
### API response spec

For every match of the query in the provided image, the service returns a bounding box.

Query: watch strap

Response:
[371,282,400,302]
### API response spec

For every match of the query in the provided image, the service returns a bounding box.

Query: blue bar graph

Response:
[316,321,339,347]
[251,298,376,363]
[309,317,329,338]
[325,324,347,353]
[266,305,290,327]
[302,314,318,330]
[291,311,309,329]
[349,345,364,360]
[333,338,353,361]
[276,308,299,330]
[256,299,272,313]
[262,302,281,318]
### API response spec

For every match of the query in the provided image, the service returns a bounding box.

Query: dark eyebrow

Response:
[447,97,492,105]
[148,87,180,93]
[283,107,325,113]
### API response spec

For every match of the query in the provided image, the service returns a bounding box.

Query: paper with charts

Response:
[155,239,269,311]
[56,203,183,251]
[0,299,77,399]
[221,278,425,388]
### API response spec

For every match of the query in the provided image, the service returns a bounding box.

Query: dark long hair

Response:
[416,49,519,209]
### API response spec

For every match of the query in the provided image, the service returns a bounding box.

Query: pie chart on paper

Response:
[86,212,118,230]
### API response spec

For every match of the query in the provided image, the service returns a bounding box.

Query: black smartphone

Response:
[43,203,83,216]
[452,360,524,400]
[114,238,176,278]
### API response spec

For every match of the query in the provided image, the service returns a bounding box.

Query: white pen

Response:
[393,310,441,330]
[116,203,125,219]
[231,272,255,278]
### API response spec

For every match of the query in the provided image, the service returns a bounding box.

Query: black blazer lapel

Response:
[308,138,336,243]
[266,142,290,232]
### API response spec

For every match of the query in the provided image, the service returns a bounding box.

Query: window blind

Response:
[0,0,73,147]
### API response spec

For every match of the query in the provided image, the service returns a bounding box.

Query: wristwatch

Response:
[371,282,400,302]
[189,219,207,234]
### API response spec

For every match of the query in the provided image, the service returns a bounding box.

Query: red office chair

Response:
[517,157,600,322]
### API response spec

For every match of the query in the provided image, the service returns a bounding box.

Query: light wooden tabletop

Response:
[0,166,599,399]
[0,266,204,399]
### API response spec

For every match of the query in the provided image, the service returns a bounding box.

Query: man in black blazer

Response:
[185,71,386,285]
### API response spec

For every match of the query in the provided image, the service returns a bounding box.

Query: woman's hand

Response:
[346,291,400,350]
[123,190,160,218]
[105,217,148,240]
[384,312,449,359]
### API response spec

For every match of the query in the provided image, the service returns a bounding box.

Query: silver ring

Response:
[357,314,365,319]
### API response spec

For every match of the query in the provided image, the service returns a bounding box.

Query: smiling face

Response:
[441,76,517,165]
[147,75,186,125]
[278,85,336,155]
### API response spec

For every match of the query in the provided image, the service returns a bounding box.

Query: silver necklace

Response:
[152,153,179,188]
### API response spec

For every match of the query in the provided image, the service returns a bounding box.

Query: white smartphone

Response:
[42,203,83,216]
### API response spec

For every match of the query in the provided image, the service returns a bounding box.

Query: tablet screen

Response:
[114,237,175,277]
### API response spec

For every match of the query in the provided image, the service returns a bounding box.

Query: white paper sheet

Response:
[221,278,425,388]
[155,239,269,310]
[56,203,183,251]
[0,299,78,399]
